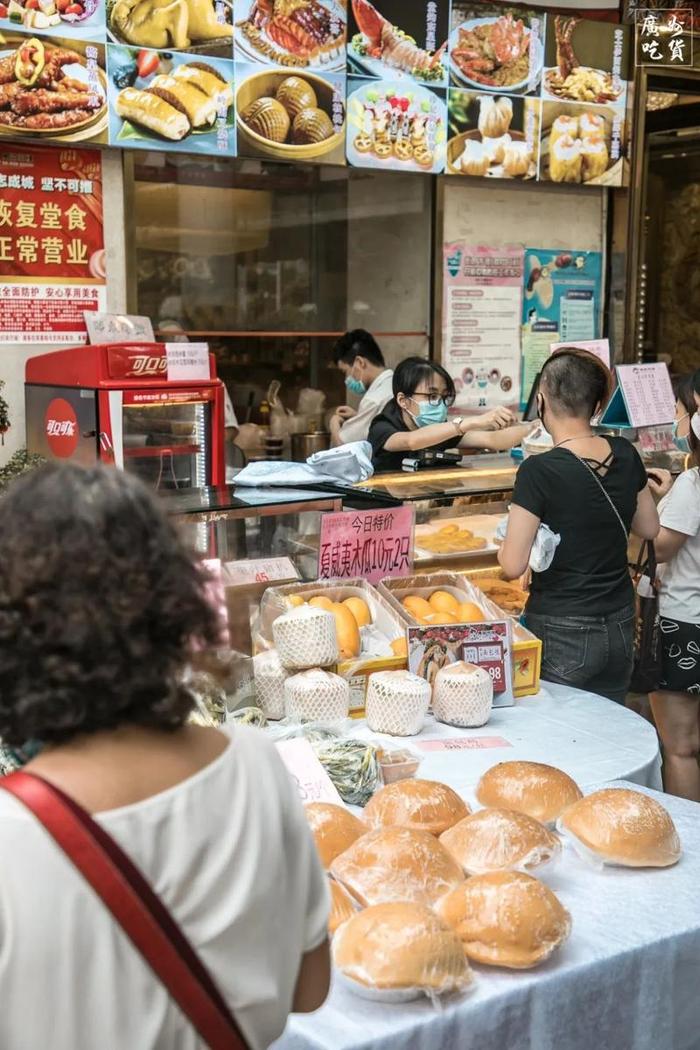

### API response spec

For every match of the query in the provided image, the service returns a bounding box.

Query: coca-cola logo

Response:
[45,398,79,459]
[130,355,167,377]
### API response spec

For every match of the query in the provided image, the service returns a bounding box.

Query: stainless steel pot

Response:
[291,431,329,461]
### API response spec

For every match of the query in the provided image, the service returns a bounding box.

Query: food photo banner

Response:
[0,0,632,183]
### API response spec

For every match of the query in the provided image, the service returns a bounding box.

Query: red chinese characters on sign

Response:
[318,506,415,585]
[45,398,79,459]
[0,145,106,345]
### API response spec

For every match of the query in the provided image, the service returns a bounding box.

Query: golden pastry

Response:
[414,147,434,169]
[549,133,582,183]
[242,97,290,143]
[147,74,217,128]
[581,133,609,180]
[276,75,317,121]
[172,63,233,109]
[393,138,413,160]
[354,133,373,153]
[292,106,334,144]
[374,140,392,159]
[502,140,532,178]
[115,87,190,140]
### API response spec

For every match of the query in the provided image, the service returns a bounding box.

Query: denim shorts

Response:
[523,604,636,705]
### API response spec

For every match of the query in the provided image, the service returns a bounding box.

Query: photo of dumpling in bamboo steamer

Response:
[447,92,538,180]
[236,68,345,160]
[448,10,543,93]
[107,0,233,55]
[539,102,627,186]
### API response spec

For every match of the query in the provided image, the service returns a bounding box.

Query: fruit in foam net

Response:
[331,602,361,660]
[429,591,460,614]
[343,596,372,628]
[309,595,334,611]
[402,595,433,620]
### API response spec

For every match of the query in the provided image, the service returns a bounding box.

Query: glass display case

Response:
[123,400,210,490]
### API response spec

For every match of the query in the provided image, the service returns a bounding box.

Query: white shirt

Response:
[0,726,329,1050]
[339,368,393,444]
[658,467,700,624]
[223,388,238,429]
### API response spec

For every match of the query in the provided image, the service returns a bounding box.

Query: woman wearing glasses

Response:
[368,357,532,473]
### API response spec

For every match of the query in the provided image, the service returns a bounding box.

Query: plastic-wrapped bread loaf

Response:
[329,878,357,935]
[365,670,431,737]
[436,871,571,969]
[305,802,366,868]
[557,788,681,868]
[363,778,470,837]
[333,902,472,998]
[331,826,464,908]
[272,605,338,670]
[476,761,582,826]
[440,808,561,875]
[284,668,349,723]
[252,649,288,720]
[432,661,493,728]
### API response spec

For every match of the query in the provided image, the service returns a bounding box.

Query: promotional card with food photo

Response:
[347,0,449,88]
[234,0,346,72]
[539,101,627,186]
[448,3,545,95]
[106,0,233,57]
[106,45,234,153]
[0,31,108,142]
[0,0,104,40]
[446,91,540,178]
[235,63,345,163]
[346,75,446,172]
[407,619,514,708]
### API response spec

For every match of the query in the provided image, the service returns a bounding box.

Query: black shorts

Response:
[659,617,700,694]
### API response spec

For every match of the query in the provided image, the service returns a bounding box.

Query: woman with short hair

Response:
[0,463,330,1049]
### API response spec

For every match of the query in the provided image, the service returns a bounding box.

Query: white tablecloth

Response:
[352,682,663,800]
[273,783,700,1050]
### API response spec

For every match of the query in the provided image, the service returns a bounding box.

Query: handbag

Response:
[0,771,250,1050]
[566,450,662,693]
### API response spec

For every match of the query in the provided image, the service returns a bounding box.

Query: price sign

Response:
[165,342,211,382]
[318,506,414,585]
[463,637,507,694]
[223,557,299,587]
[85,313,154,345]
[418,737,512,752]
[601,363,676,429]
[276,739,342,805]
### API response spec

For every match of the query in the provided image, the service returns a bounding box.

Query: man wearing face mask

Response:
[368,356,531,474]
[329,330,394,446]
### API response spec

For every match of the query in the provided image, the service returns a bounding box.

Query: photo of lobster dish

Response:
[543,16,625,104]
[449,9,543,93]
[0,34,107,139]
[349,0,447,85]
[235,0,346,71]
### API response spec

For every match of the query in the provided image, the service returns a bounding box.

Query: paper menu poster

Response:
[550,339,611,369]
[442,242,524,410]
[600,363,676,429]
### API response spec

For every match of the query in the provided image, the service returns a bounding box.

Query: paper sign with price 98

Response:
[462,620,514,704]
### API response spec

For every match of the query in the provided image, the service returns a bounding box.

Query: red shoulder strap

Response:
[0,771,250,1050]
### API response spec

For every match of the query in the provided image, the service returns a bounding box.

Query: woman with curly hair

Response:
[0,463,330,1049]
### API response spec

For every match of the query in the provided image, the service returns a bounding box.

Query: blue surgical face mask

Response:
[408,399,448,427]
[672,414,691,453]
[345,375,366,396]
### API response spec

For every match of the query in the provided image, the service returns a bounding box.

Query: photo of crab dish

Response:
[449,5,543,94]
[0,33,107,139]
[235,0,346,71]
[348,0,448,86]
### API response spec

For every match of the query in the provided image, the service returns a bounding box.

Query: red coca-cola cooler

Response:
[25,342,225,489]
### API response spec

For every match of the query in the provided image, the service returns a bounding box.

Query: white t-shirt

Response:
[0,726,329,1050]
[658,467,700,624]
[339,368,393,444]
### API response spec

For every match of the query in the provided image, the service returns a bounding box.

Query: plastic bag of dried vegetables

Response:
[229,707,268,728]
[311,738,380,807]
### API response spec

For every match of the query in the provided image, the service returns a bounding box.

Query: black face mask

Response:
[537,394,546,430]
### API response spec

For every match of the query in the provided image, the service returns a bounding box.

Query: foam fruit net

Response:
[252,650,288,720]
[365,671,431,737]
[433,665,493,728]
[272,606,339,670]
[284,669,350,723]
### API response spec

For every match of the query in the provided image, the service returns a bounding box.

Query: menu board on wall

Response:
[520,247,602,407]
[0,144,105,344]
[0,0,631,183]
[442,241,524,409]
[234,0,347,165]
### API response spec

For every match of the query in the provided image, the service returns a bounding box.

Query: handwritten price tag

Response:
[418,737,512,752]
[276,739,342,804]
[224,557,299,587]
[318,506,415,585]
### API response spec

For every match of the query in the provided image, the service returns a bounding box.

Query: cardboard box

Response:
[379,572,541,698]
[254,578,407,715]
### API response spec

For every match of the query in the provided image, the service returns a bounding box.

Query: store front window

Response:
[129,154,433,425]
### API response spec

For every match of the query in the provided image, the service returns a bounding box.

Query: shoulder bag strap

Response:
[0,771,250,1050]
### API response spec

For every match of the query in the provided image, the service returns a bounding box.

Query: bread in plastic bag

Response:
[363,777,470,837]
[333,902,472,1001]
[440,807,561,876]
[329,878,357,936]
[305,802,366,869]
[331,826,464,908]
[476,760,582,827]
[436,870,571,969]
